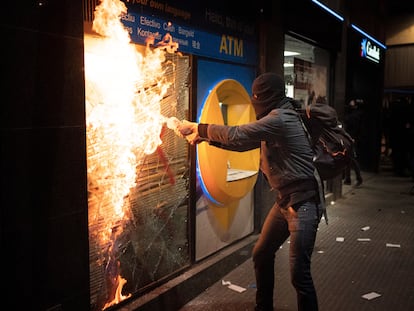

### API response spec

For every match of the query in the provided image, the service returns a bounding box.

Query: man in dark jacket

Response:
[177,73,324,311]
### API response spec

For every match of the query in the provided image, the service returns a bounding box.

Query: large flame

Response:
[84,0,180,308]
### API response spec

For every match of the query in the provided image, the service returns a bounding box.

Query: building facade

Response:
[3,0,412,310]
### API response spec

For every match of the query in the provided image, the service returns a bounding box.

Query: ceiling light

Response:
[284,51,300,56]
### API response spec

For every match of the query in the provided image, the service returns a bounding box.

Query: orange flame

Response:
[102,275,131,310]
[85,0,181,308]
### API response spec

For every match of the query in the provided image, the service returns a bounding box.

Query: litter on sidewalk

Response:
[222,280,247,293]
[361,292,381,300]
[386,243,401,248]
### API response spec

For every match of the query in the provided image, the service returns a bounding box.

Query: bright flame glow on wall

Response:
[84,0,181,309]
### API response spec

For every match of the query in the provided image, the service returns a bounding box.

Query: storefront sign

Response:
[360,38,380,63]
[121,12,257,65]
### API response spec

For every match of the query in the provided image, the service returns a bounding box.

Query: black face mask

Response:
[251,73,286,119]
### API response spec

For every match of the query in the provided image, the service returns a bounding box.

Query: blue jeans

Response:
[253,200,321,311]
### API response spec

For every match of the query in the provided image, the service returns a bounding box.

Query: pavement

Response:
[123,166,414,311]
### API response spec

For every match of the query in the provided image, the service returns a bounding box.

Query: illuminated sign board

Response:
[360,38,380,63]
[121,12,257,65]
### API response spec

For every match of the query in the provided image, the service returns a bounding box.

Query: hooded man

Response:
[177,72,324,311]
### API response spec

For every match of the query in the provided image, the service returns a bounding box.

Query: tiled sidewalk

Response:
[178,171,414,311]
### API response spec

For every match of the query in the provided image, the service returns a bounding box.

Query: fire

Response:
[102,262,131,310]
[84,0,181,309]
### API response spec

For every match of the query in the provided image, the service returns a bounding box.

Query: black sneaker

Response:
[355,178,363,187]
[344,179,351,185]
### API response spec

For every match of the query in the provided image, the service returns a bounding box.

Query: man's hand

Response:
[178,120,197,135]
[178,120,202,145]
[166,117,195,140]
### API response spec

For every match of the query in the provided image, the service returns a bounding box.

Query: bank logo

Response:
[361,38,380,63]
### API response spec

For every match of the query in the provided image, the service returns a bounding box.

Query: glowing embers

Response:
[84,0,180,309]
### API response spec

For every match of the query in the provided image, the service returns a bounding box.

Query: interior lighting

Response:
[311,0,344,21]
[284,51,300,56]
[351,24,387,49]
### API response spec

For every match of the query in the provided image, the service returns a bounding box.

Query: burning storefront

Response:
[83,0,257,309]
[84,0,191,309]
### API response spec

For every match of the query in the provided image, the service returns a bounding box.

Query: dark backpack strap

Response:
[296,110,328,224]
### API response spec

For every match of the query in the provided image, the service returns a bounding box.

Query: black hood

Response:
[251,73,286,119]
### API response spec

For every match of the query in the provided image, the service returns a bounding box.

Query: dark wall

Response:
[346,29,384,172]
[283,0,343,52]
[347,0,386,43]
[2,1,90,310]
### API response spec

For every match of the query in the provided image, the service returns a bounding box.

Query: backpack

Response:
[293,99,355,181]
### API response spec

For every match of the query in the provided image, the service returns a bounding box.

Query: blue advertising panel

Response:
[196,59,255,120]
[121,12,257,65]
